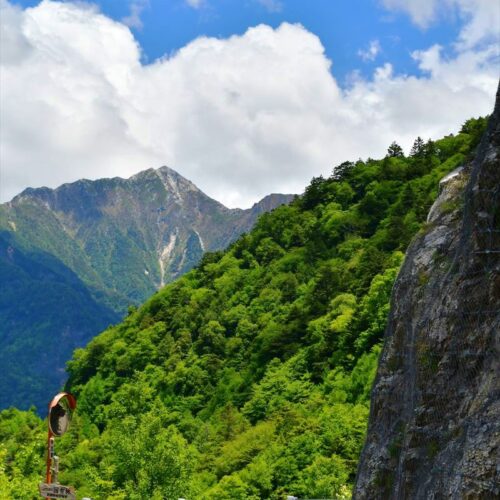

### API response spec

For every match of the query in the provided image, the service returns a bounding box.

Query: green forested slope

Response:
[0,166,292,412]
[0,118,487,499]
[0,235,119,410]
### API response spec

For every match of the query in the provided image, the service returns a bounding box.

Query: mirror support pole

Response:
[45,434,54,484]
[44,392,76,494]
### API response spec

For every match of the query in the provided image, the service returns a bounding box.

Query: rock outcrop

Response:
[354,86,500,498]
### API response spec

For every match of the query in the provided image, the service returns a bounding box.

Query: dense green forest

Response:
[0,118,487,499]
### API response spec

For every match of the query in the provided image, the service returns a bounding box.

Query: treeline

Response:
[0,117,487,499]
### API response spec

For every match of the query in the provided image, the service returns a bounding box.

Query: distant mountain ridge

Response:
[5,166,294,305]
[0,166,293,410]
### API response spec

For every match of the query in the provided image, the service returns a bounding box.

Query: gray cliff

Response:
[354,85,500,498]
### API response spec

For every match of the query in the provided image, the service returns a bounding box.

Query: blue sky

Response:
[1,0,498,206]
[13,0,462,84]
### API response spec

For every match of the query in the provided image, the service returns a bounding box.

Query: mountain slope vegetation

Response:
[0,236,119,410]
[0,118,488,499]
[0,167,291,411]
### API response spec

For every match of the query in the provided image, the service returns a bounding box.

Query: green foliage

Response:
[0,119,486,498]
[0,408,45,499]
[0,235,119,411]
[386,141,404,158]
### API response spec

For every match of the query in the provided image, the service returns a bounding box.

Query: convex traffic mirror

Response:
[41,392,77,498]
[48,392,76,437]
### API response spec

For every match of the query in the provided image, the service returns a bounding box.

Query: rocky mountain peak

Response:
[2,164,294,304]
[155,165,206,204]
[250,193,296,215]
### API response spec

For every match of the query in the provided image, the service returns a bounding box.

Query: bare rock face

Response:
[354,85,500,499]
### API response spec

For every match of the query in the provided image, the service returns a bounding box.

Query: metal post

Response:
[45,435,54,483]
[52,455,59,484]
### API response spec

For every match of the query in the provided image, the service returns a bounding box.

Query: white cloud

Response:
[122,0,149,30]
[185,0,204,9]
[381,0,500,49]
[0,0,498,208]
[454,0,500,49]
[0,0,32,64]
[256,0,283,13]
[381,0,439,28]
[358,40,381,61]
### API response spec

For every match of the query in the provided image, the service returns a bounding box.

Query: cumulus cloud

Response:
[381,0,500,49]
[454,0,500,49]
[0,0,32,64]
[358,40,381,61]
[0,0,498,208]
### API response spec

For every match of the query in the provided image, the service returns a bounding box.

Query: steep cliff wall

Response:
[354,87,500,498]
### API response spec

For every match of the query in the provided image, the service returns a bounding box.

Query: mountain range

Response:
[0,112,492,498]
[0,166,293,410]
